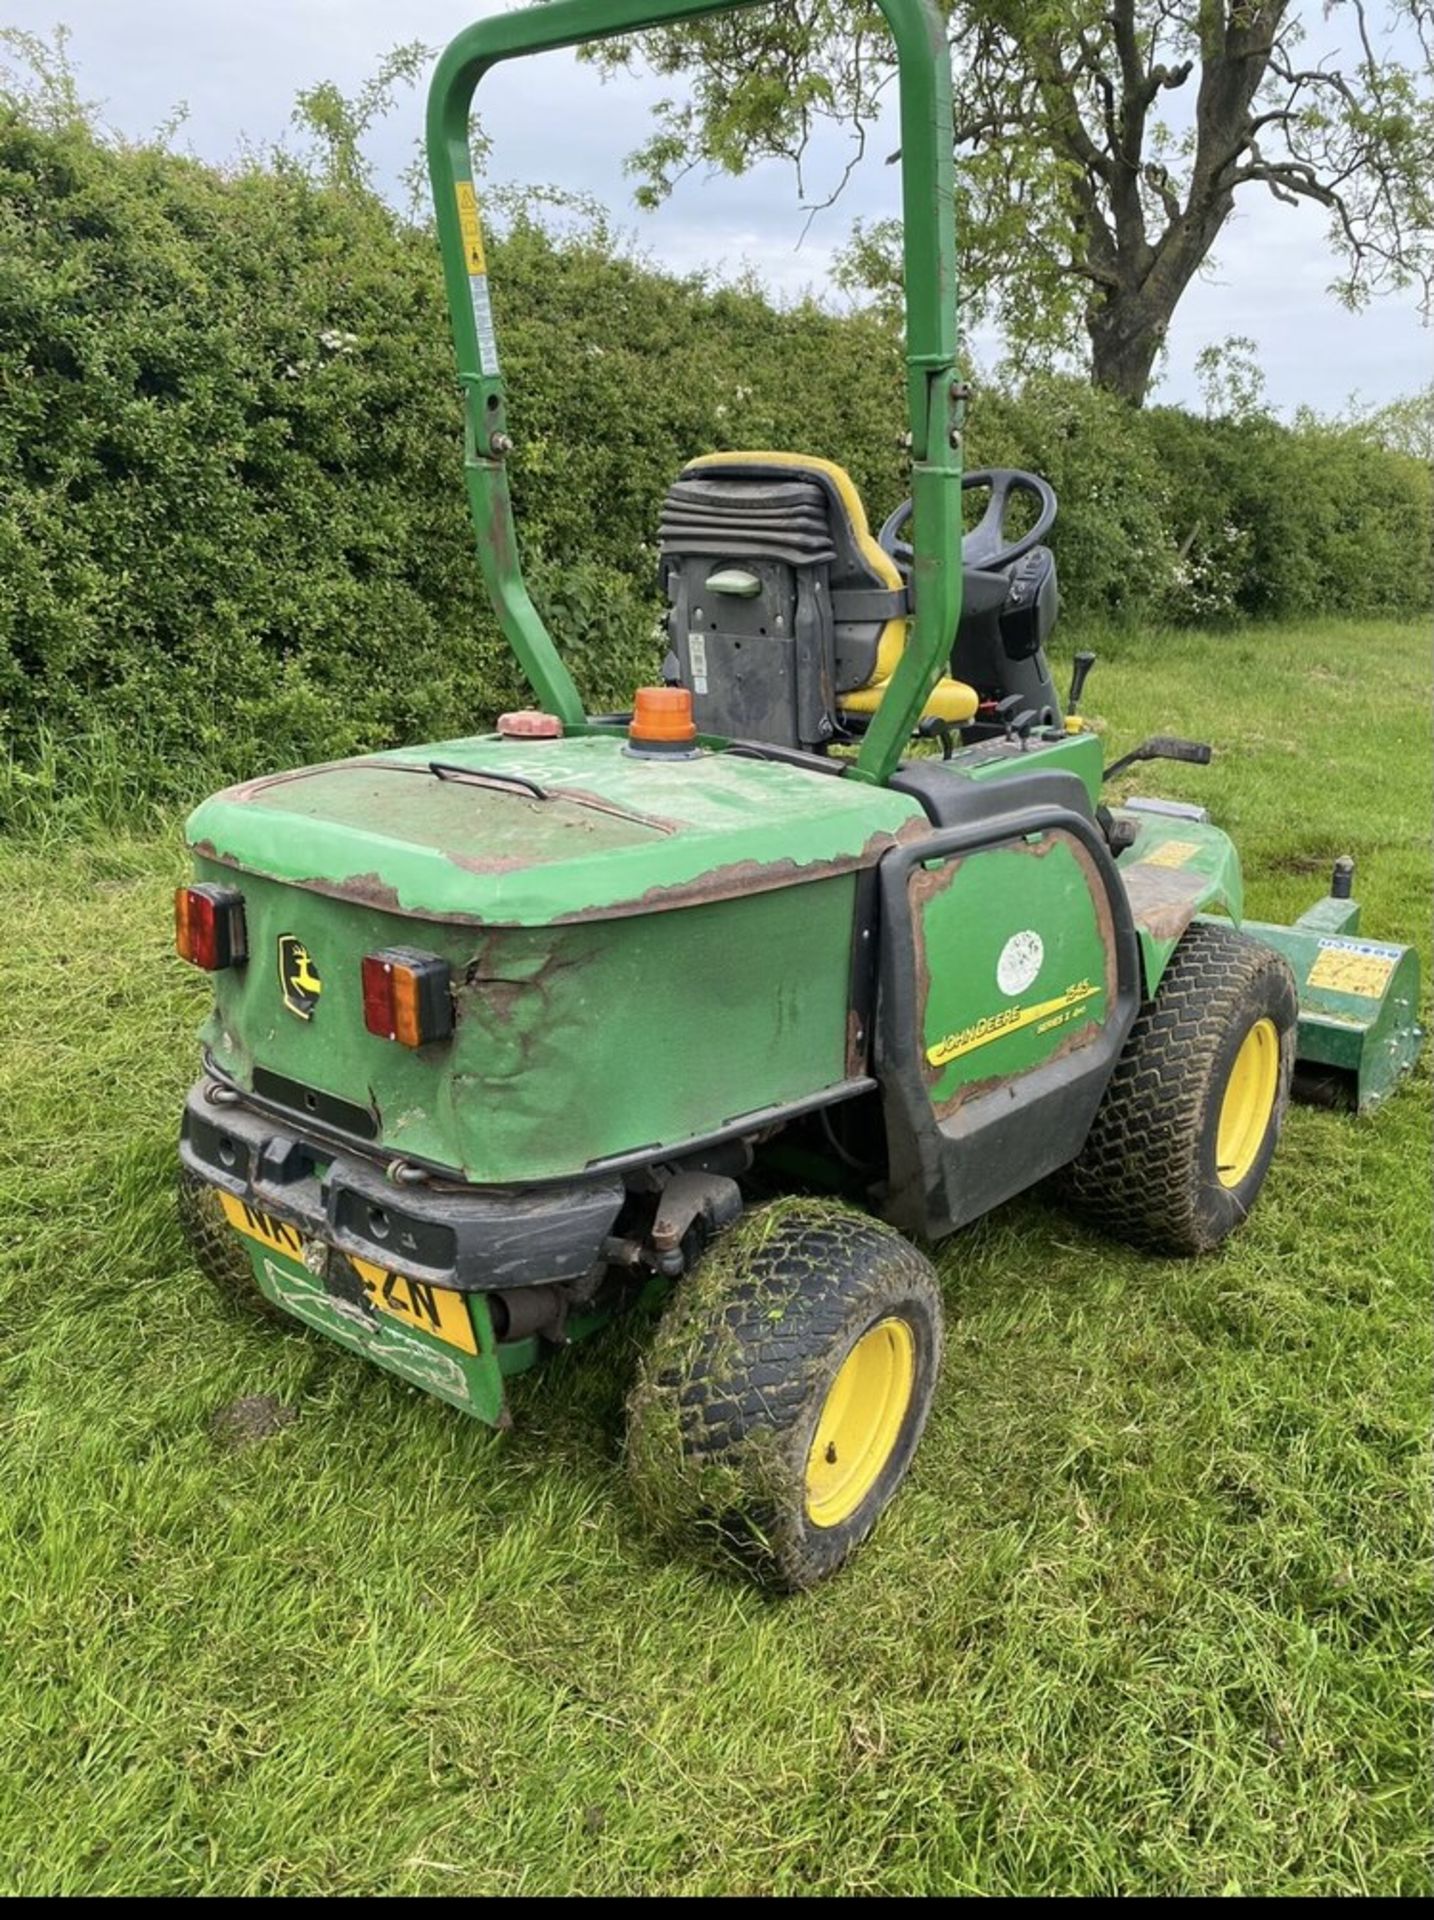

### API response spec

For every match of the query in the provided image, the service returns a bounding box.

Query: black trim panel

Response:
[873,793,1140,1239]
[252,1068,378,1140]
[180,1083,624,1293]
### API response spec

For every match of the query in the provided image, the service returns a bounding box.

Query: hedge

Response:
[0,98,1428,814]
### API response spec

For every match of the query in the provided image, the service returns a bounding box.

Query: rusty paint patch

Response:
[907,859,960,910]
[893,813,933,849]
[192,822,911,928]
[906,853,961,1043]
[620,852,862,917]
[458,939,589,1034]
[932,1010,1104,1122]
[445,849,534,878]
[321,868,407,914]
[845,1004,867,1079]
[1121,861,1207,945]
[1076,834,1120,1004]
[561,824,912,924]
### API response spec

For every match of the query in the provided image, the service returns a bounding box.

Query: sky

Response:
[6,0,1429,416]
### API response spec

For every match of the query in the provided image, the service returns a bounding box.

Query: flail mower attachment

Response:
[1245,857,1423,1112]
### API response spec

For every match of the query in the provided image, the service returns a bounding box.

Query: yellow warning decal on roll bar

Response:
[455,181,487,274]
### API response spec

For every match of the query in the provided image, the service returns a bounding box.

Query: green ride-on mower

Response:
[173,0,1422,1591]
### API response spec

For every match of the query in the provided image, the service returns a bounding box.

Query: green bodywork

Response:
[1108,805,1244,989]
[188,733,923,1180]
[916,831,1115,1110]
[184,726,1246,1187]
[1107,806,1421,1105]
[194,860,868,1184]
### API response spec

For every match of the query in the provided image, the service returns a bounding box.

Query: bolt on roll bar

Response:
[426,0,963,785]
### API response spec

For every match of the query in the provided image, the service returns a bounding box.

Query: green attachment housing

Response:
[1244,878,1423,1112]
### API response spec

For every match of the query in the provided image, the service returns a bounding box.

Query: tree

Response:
[593,1,1434,405]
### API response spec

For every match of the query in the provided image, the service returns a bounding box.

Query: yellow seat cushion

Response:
[840,672,979,725]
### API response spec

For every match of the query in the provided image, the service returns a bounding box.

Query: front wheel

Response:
[625,1199,944,1590]
[1061,920,1298,1254]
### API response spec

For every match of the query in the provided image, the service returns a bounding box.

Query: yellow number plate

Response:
[350,1256,477,1355]
[218,1192,477,1355]
[220,1191,305,1259]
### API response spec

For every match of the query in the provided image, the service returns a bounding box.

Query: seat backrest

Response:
[658,453,908,752]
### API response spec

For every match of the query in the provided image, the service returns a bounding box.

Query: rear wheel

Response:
[1061,920,1297,1254]
[177,1165,286,1322]
[626,1199,944,1590]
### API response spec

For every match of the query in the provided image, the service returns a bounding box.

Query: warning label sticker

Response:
[688,632,709,695]
[1307,938,1400,999]
[1139,838,1202,870]
[454,181,487,274]
[454,181,500,376]
[469,275,500,378]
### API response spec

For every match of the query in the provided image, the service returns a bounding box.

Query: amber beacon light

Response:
[628,686,698,756]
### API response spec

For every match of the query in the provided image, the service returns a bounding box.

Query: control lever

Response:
[1067,649,1096,715]
[1102,735,1213,782]
[915,716,957,760]
[992,693,1025,742]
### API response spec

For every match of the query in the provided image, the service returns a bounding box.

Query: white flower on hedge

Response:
[318,329,359,355]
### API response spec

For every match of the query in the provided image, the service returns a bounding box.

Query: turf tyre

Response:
[177,1163,287,1322]
[626,1199,943,1591]
[1062,920,1297,1254]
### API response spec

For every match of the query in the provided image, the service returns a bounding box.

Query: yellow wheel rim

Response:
[1216,1016,1280,1189]
[804,1317,916,1529]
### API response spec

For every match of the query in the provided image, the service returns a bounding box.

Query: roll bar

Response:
[426,0,962,785]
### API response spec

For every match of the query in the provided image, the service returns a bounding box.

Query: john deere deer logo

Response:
[278,935,322,1020]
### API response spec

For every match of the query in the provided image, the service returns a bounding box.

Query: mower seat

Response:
[659,452,977,753]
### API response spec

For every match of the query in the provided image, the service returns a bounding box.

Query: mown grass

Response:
[0,618,1428,1894]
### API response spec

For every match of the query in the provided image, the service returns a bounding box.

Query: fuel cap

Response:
[496,710,563,739]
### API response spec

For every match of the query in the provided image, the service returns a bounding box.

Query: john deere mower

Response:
[174,0,1422,1590]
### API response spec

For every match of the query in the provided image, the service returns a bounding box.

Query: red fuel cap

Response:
[497,710,563,739]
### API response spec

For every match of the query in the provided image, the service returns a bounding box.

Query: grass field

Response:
[0,618,1429,1895]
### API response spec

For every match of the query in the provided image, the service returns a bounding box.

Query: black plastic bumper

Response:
[179,1080,625,1292]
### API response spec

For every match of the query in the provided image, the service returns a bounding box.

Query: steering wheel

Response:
[878,468,1058,574]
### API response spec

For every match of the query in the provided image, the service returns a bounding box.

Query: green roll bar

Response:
[427,0,962,786]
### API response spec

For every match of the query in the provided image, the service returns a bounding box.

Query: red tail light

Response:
[362,949,453,1047]
[175,885,247,970]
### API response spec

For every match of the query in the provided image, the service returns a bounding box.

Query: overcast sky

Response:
[7,0,1429,415]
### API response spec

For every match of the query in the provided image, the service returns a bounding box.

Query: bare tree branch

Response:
[600,0,1433,402]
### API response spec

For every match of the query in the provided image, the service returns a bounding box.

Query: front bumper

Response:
[179,1079,625,1293]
